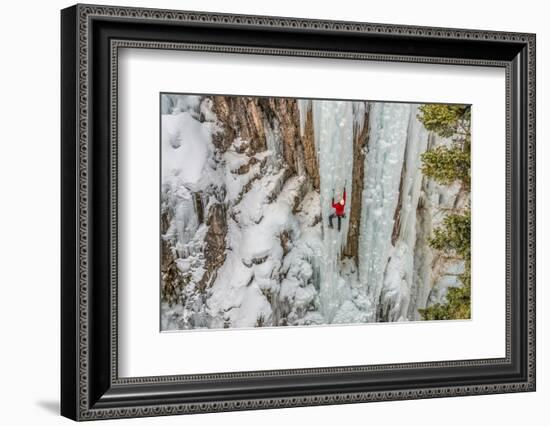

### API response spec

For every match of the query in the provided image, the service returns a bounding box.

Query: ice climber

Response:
[328,187,346,231]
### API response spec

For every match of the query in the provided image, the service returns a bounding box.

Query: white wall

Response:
[0,0,546,424]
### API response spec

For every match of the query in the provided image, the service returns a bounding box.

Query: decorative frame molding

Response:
[61,3,536,421]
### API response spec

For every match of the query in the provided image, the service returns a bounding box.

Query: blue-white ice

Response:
[311,100,355,321]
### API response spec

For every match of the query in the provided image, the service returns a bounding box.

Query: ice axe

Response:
[337,181,347,197]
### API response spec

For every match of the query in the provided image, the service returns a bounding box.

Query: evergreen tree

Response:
[418,104,470,138]
[418,104,471,189]
[429,212,471,261]
[421,146,470,188]
[417,104,472,321]
[419,212,471,320]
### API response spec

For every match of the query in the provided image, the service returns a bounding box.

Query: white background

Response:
[0,0,547,425]
[119,49,505,377]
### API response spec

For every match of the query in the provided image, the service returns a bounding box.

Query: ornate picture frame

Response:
[61,4,535,421]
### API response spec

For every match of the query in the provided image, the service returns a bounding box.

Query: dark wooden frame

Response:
[61,3,536,421]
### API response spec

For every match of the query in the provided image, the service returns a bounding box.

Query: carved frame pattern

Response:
[61,3,536,421]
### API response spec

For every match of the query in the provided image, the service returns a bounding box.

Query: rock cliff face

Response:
[211,96,320,183]
[198,203,227,292]
[160,94,470,330]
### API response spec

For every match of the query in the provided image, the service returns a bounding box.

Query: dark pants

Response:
[329,213,343,231]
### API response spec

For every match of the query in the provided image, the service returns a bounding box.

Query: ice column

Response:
[357,103,412,311]
[311,100,355,322]
[377,105,429,321]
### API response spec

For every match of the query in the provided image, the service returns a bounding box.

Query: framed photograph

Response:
[61,4,536,421]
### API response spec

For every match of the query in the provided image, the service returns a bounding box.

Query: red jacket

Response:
[332,190,346,217]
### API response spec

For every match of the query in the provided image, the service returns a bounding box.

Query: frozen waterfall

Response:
[357,103,431,321]
[358,103,411,315]
[301,100,434,323]
[311,100,355,321]
[161,94,462,331]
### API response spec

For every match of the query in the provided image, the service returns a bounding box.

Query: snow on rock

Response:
[160,109,215,256]
[161,112,211,183]
[206,173,306,328]
[161,94,202,117]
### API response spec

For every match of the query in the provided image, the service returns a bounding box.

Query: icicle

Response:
[297,99,312,138]
[263,118,283,166]
[352,101,367,134]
